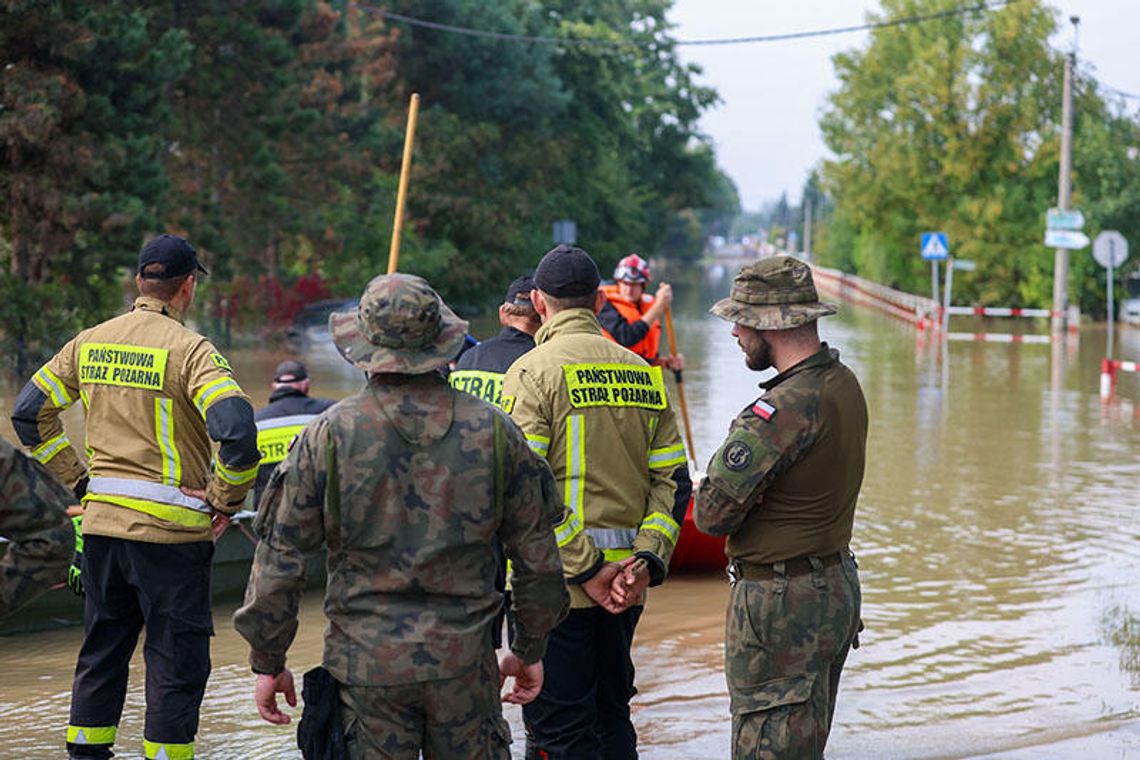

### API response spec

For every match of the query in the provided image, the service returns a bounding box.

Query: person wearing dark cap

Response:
[234,272,568,758]
[11,233,261,760]
[449,274,541,407]
[252,359,336,507]
[694,256,867,760]
[501,244,687,759]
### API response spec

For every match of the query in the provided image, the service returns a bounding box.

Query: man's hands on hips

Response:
[180,485,232,539]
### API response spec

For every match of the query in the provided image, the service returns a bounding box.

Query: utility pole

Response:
[1051,17,1079,332]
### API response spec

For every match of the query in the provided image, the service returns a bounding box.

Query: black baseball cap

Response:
[534,245,600,298]
[138,234,208,280]
[273,360,308,383]
[504,275,536,305]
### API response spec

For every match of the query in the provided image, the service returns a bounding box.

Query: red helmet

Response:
[613,253,650,284]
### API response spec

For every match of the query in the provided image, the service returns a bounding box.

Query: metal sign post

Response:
[1093,230,1129,359]
[921,232,949,309]
[941,258,954,334]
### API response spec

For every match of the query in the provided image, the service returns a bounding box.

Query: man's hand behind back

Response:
[581,561,625,613]
[610,556,651,610]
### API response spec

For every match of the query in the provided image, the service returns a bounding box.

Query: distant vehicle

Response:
[286,298,357,352]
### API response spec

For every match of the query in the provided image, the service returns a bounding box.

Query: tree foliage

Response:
[0,0,731,361]
[818,0,1140,314]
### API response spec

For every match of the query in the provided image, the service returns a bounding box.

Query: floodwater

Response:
[2,268,1140,759]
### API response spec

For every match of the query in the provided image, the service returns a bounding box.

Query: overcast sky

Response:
[667,0,1140,212]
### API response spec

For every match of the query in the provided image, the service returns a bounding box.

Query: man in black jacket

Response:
[448,275,540,408]
[252,360,335,507]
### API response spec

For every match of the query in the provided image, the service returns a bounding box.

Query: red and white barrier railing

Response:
[1101,358,1140,400]
[943,306,1058,319]
[811,266,939,328]
[946,332,1056,344]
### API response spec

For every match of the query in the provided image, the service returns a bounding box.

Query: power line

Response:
[677,1,1018,46]
[352,1,1019,49]
[1102,85,1140,101]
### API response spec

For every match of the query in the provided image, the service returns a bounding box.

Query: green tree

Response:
[0,3,190,369]
[819,0,1063,303]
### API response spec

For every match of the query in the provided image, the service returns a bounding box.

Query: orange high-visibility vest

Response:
[600,284,661,361]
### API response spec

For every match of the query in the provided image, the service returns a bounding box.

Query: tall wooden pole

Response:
[663,307,697,464]
[388,93,420,274]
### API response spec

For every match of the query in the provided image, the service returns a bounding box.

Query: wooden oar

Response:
[663,306,696,464]
[387,92,420,274]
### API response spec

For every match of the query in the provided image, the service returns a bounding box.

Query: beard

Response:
[743,334,773,371]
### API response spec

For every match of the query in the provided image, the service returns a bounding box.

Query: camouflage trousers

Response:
[339,648,512,760]
[725,553,861,760]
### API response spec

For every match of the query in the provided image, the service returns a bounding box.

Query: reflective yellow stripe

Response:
[80,389,90,410]
[500,395,516,413]
[79,343,168,391]
[144,739,195,759]
[640,513,681,543]
[84,494,211,528]
[32,432,69,464]
[564,415,585,522]
[603,548,635,562]
[555,510,583,547]
[449,369,505,405]
[648,443,686,469]
[257,423,306,465]
[67,725,117,744]
[155,398,181,486]
[562,363,667,410]
[215,459,258,485]
[193,377,242,416]
[34,366,73,408]
[526,434,550,458]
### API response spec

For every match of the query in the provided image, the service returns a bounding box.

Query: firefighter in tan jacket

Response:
[501,245,686,759]
[11,234,260,760]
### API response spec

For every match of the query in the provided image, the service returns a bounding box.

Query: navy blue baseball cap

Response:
[505,275,536,305]
[534,245,600,298]
[138,234,208,280]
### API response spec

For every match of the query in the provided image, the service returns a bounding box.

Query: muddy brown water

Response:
[2,271,1139,758]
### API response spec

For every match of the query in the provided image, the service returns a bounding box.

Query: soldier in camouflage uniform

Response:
[233,273,570,759]
[694,256,868,760]
[0,434,77,618]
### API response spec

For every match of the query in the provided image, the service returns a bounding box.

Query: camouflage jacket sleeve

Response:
[632,405,684,571]
[502,364,603,582]
[496,413,570,664]
[0,438,77,618]
[232,417,328,675]
[10,335,88,490]
[694,398,816,537]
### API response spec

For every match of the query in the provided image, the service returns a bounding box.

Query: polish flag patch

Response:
[751,398,776,421]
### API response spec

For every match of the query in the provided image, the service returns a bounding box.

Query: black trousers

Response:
[67,535,213,759]
[523,605,643,760]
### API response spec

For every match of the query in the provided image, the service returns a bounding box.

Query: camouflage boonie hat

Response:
[330,273,469,374]
[710,256,837,330]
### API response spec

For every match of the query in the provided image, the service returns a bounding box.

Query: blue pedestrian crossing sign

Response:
[920,232,949,261]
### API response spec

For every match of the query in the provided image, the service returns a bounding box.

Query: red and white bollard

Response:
[1100,357,1116,401]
